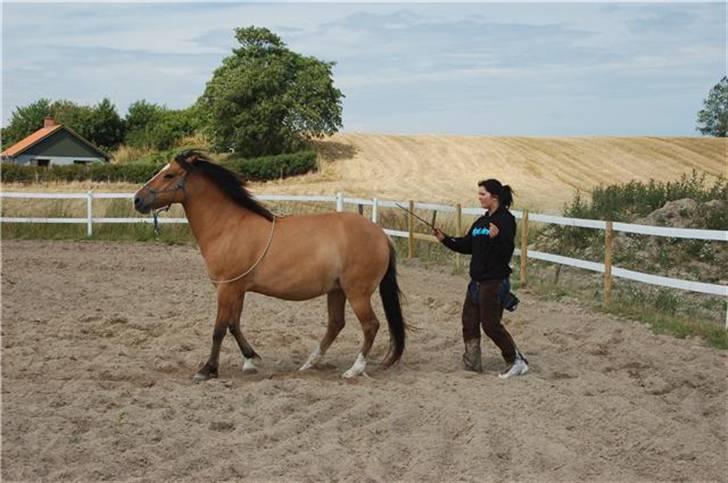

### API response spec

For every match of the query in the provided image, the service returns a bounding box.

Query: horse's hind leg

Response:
[342,294,380,378]
[228,293,261,374]
[300,289,346,371]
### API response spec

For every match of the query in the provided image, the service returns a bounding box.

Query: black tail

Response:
[379,242,407,368]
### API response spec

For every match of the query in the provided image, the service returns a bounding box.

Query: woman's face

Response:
[478,187,498,210]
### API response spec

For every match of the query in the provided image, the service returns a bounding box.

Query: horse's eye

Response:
[164,173,175,179]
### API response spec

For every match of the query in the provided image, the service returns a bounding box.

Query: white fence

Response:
[2,191,727,326]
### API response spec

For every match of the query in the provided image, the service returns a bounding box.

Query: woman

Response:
[433,179,528,379]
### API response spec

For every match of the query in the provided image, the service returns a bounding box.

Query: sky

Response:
[1,1,726,136]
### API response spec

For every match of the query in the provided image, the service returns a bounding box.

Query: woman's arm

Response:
[434,223,474,254]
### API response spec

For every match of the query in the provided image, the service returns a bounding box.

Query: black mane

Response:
[176,150,274,221]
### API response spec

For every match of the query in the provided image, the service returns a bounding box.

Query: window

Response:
[36,159,50,168]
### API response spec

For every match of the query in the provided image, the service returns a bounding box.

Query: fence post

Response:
[604,221,614,306]
[86,190,94,237]
[357,204,364,215]
[408,200,415,259]
[455,203,462,270]
[372,198,378,223]
[336,192,343,212]
[520,209,529,288]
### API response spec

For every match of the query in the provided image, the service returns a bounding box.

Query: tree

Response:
[696,76,728,137]
[198,26,344,157]
[125,100,166,147]
[125,101,201,150]
[1,98,125,151]
[86,98,125,150]
[1,99,52,150]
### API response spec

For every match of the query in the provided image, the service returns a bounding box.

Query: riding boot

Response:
[462,338,483,373]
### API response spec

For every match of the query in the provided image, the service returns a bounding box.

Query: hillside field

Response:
[2,134,725,213]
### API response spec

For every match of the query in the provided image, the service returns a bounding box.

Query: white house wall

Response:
[13,155,104,166]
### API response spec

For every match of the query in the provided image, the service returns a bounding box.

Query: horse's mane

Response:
[175,150,274,221]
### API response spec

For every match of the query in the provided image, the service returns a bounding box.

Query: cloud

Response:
[2,2,725,135]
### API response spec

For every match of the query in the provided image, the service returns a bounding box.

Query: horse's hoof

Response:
[242,358,259,374]
[193,371,217,383]
[300,346,322,371]
[242,364,258,375]
[299,362,315,371]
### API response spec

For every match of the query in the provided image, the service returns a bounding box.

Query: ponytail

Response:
[501,185,514,208]
[478,178,515,208]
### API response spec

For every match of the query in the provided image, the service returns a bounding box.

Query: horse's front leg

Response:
[193,286,243,382]
[228,292,262,374]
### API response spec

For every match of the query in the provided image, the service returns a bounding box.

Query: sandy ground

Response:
[1,240,726,482]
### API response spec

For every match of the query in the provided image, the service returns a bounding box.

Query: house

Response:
[1,117,110,166]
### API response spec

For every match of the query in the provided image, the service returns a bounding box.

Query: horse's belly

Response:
[251,275,339,301]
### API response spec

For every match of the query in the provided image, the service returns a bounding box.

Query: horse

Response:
[134,150,406,380]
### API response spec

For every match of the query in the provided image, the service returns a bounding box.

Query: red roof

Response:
[1,119,109,160]
[1,124,64,157]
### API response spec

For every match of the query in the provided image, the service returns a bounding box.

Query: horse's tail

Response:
[379,242,407,368]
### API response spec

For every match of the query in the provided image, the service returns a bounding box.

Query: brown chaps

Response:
[461,280,518,370]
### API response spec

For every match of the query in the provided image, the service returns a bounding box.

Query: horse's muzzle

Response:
[134,193,152,214]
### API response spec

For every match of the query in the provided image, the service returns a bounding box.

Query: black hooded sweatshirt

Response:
[441,206,516,281]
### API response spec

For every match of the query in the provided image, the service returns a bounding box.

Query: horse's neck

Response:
[182,190,259,257]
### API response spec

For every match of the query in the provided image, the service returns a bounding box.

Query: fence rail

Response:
[2,190,726,326]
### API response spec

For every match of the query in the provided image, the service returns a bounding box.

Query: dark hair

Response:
[175,150,274,221]
[478,178,514,208]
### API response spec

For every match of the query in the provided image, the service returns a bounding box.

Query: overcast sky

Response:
[2,1,725,136]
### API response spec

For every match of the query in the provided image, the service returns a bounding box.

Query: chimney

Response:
[43,117,57,128]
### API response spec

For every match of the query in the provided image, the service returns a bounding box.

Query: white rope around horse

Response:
[209,217,277,285]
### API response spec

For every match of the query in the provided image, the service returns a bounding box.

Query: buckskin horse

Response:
[134,150,406,380]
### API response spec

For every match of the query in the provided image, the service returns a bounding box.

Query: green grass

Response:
[515,261,727,350]
[600,300,728,350]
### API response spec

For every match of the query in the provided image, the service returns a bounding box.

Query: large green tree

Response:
[198,26,344,157]
[696,76,728,137]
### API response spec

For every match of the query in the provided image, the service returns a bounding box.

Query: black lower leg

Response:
[229,326,260,360]
[198,326,226,377]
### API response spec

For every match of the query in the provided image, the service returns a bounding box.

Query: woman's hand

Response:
[488,223,499,238]
[433,227,446,241]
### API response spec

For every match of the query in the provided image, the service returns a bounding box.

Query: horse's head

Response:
[133,150,202,213]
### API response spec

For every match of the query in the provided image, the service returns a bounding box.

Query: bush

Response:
[536,172,727,259]
[1,150,317,184]
[0,162,160,184]
[586,170,727,222]
[222,151,317,181]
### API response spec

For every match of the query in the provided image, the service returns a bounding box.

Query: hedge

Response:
[0,163,160,183]
[221,151,317,181]
[1,150,317,184]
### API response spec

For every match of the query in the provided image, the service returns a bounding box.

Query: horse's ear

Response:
[176,150,203,171]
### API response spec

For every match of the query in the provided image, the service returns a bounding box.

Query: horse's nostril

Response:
[134,196,142,206]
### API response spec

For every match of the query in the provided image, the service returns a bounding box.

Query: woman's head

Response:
[478,179,514,210]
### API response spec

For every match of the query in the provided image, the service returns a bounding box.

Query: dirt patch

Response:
[2,240,726,482]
